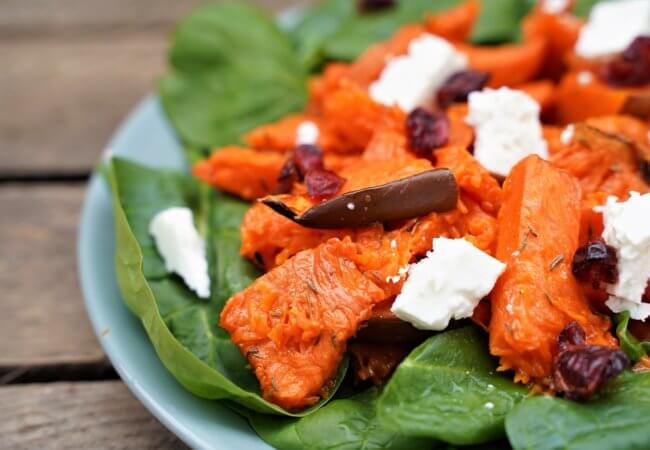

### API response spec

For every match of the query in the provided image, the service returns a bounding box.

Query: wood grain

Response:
[0,381,188,449]
[0,185,104,367]
[0,34,168,173]
[0,0,316,174]
[0,0,311,34]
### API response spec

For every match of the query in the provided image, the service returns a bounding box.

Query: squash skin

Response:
[489,156,616,385]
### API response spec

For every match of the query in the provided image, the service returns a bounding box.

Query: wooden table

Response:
[0,1,311,447]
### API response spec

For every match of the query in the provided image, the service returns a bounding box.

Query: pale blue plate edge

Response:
[77,95,273,450]
[77,7,304,449]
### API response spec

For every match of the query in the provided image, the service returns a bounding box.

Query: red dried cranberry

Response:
[553,322,629,400]
[437,70,490,108]
[557,321,586,351]
[572,239,618,289]
[274,158,300,194]
[406,108,449,157]
[601,36,650,87]
[357,0,395,13]
[305,169,345,200]
[294,144,324,176]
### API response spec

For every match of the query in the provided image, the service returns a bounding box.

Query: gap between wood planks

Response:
[0,361,117,385]
[0,171,90,184]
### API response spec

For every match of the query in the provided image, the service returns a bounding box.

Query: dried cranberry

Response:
[558,321,586,351]
[553,322,629,400]
[294,144,324,176]
[405,108,449,157]
[601,36,650,87]
[357,0,395,13]
[572,239,618,289]
[305,168,345,200]
[274,158,299,194]
[437,70,490,108]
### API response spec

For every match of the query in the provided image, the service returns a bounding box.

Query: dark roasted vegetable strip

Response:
[262,168,458,229]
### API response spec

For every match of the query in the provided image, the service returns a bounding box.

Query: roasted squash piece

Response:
[220,238,386,411]
[522,8,583,79]
[489,156,616,385]
[244,114,311,152]
[240,203,350,270]
[362,118,412,162]
[551,123,650,200]
[435,145,503,214]
[446,103,474,150]
[424,0,479,42]
[515,80,556,115]
[456,36,547,87]
[193,146,285,200]
[555,73,634,123]
[322,81,406,153]
[585,115,650,147]
[307,25,425,112]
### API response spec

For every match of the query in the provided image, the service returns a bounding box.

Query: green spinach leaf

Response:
[288,0,355,70]
[239,387,433,450]
[377,326,527,445]
[615,312,650,363]
[505,372,650,450]
[572,0,614,17]
[294,0,534,67]
[159,3,307,150]
[109,157,342,415]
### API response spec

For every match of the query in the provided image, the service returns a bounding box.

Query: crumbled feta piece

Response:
[541,0,569,14]
[560,124,575,145]
[149,207,210,299]
[575,0,650,59]
[577,71,594,85]
[391,238,505,330]
[295,121,319,145]
[386,264,410,284]
[597,193,650,320]
[369,33,468,112]
[385,264,410,284]
[466,88,548,177]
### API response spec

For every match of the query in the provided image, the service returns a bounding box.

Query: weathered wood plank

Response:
[0,184,104,367]
[0,1,317,173]
[0,34,166,173]
[0,0,311,34]
[0,381,188,449]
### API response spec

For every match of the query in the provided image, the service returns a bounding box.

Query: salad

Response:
[108,0,650,448]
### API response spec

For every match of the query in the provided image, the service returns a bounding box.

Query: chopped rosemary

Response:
[519,233,529,252]
[306,278,318,293]
[549,254,564,271]
[544,292,553,305]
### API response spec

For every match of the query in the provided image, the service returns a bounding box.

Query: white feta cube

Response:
[466,87,548,177]
[391,238,506,330]
[575,0,650,59]
[295,121,319,146]
[369,33,468,112]
[597,193,650,320]
[149,207,211,299]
